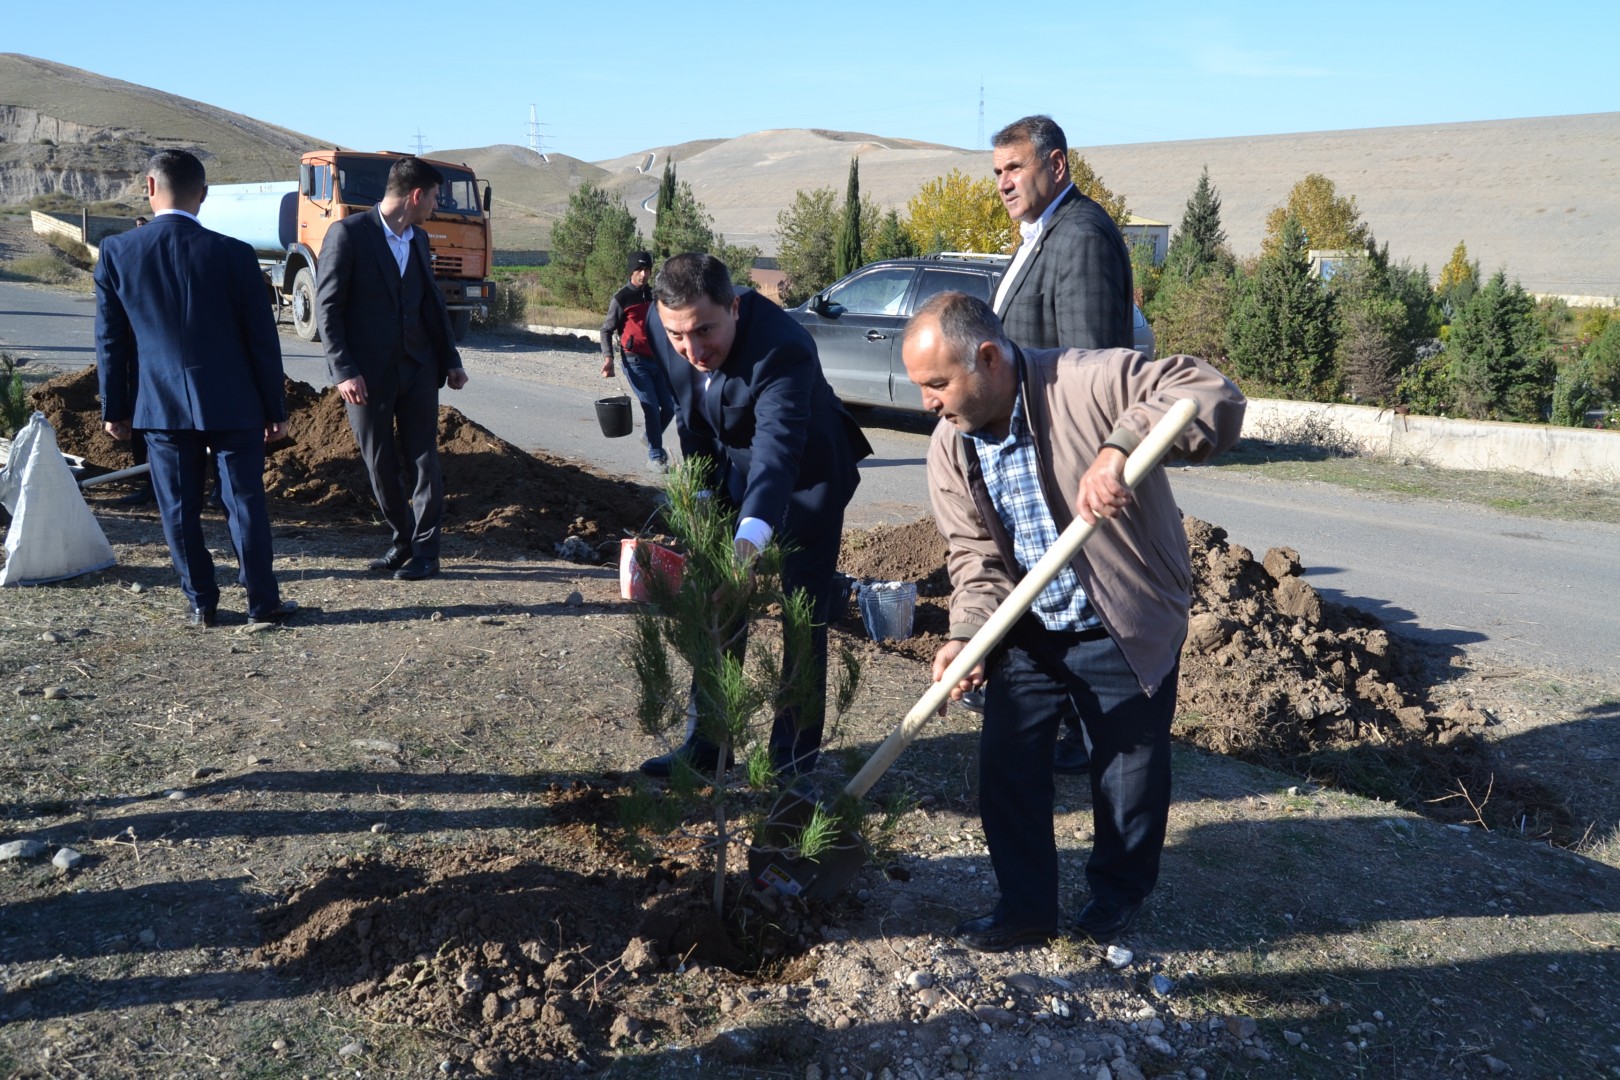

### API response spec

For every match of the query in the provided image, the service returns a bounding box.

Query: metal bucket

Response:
[857,581,917,641]
[595,395,633,438]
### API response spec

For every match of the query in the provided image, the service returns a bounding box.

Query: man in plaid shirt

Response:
[902,291,1245,952]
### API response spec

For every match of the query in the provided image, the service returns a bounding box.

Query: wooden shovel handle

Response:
[842,398,1199,801]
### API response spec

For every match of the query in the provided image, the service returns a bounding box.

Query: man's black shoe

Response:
[250,600,300,625]
[116,485,155,506]
[1074,897,1143,943]
[187,604,217,628]
[393,557,440,581]
[639,742,734,779]
[369,545,412,573]
[951,914,1055,953]
[1053,736,1091,775]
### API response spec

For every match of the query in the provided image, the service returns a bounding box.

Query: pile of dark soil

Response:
[256,782,819,1075]
[832,517,1572,840]
[31,368,660,552]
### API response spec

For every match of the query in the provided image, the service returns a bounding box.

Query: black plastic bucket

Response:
[594,395,633,438]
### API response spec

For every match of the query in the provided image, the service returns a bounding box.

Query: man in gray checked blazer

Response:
[989,114,1137,775]
[990,114,1135,356]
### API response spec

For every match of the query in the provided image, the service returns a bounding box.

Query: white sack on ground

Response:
[0,412,117,586]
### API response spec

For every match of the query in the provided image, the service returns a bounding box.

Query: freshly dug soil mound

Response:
[257,782,820,1075]
[832,517,1571,840]
[31,368,660,552]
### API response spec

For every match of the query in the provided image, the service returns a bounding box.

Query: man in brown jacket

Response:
[900,291,1245,952]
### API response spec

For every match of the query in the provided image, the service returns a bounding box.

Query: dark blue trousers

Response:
[980,619,1177,926]
[145,428,280,617]
[622,353,676,461]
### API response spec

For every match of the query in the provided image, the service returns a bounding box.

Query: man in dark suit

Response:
[316,156,469,582]
[95,150,295,627]
[990,114,1136,774]
[638,253,873,779]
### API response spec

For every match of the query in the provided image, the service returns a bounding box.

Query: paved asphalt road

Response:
[4,280,1616,683]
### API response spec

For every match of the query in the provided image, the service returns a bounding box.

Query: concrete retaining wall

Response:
[1245,398,1620,481]
[30,210,135,260]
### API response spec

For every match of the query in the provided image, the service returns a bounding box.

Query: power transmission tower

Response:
[528,105,550,163]
[976,80,984,148]
[411,129,430,156]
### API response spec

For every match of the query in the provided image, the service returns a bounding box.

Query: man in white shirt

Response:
[316,156,470,582]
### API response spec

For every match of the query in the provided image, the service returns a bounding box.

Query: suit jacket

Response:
[95,213,285,431]
[650,291,873,529]
[314,207,461,396]
[994,187,1135,352]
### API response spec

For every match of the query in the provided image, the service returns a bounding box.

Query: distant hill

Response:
[584,117,1620,300]
[2,53,1615,297]
[0,53,321,201]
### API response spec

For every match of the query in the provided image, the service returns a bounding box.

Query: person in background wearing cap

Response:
[600,251,677,472]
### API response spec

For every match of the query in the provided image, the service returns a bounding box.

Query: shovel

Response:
[749,398,1199,901]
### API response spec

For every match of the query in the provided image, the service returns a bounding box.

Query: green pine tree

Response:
[1161,166,1228,287]
[836,157,863,278]
[869,209,917,261]
[652,161,679,260]
[541,181,634,309]
[1445,270,1553,421]
[1225,215,1339,399]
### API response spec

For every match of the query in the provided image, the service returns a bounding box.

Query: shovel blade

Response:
[748,783,869,901]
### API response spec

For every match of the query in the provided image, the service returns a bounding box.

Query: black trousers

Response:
[345,360,443,558]
[979,619,1177,926]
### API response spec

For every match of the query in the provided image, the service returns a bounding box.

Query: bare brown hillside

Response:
[0,54,325,202]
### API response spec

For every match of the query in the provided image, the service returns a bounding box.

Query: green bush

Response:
[45,233,93,267]
[472,276,530,330]
[0,254,81,285]
[1,353,31,439]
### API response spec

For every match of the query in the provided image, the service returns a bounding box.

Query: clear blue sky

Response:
[12,1,1616,161]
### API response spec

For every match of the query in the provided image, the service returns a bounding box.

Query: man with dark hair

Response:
[316,155,469,581]
[637,252,873,779]
[96,149,295,627]
[990,113,1137,774]
[901,290,1244,951]
[600,250,676,471]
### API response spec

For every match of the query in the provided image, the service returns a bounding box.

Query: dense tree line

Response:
[544,157,1617,427]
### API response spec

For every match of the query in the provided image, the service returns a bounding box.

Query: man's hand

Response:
[337,375,368,405]
[1076,445,1131,524]
[265,420,288,443]
[600,356,615,379]
[104,420,132,441]
[930,639,986,713]
[446,367,469,391]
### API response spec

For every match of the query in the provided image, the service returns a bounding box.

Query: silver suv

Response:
[787,253,1155,412]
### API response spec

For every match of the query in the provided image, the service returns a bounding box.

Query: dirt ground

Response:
[2,368,1618,1079]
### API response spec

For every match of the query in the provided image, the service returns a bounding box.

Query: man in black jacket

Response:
[638,253,873,779]
[315,156,469,582]
[600,250,676,472]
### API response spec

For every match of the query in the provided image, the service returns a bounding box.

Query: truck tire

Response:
[291,267,321,342]
[450,309,472,342]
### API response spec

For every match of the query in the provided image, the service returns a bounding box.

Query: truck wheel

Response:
[291,267,321,342]
[450,309,472,342]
